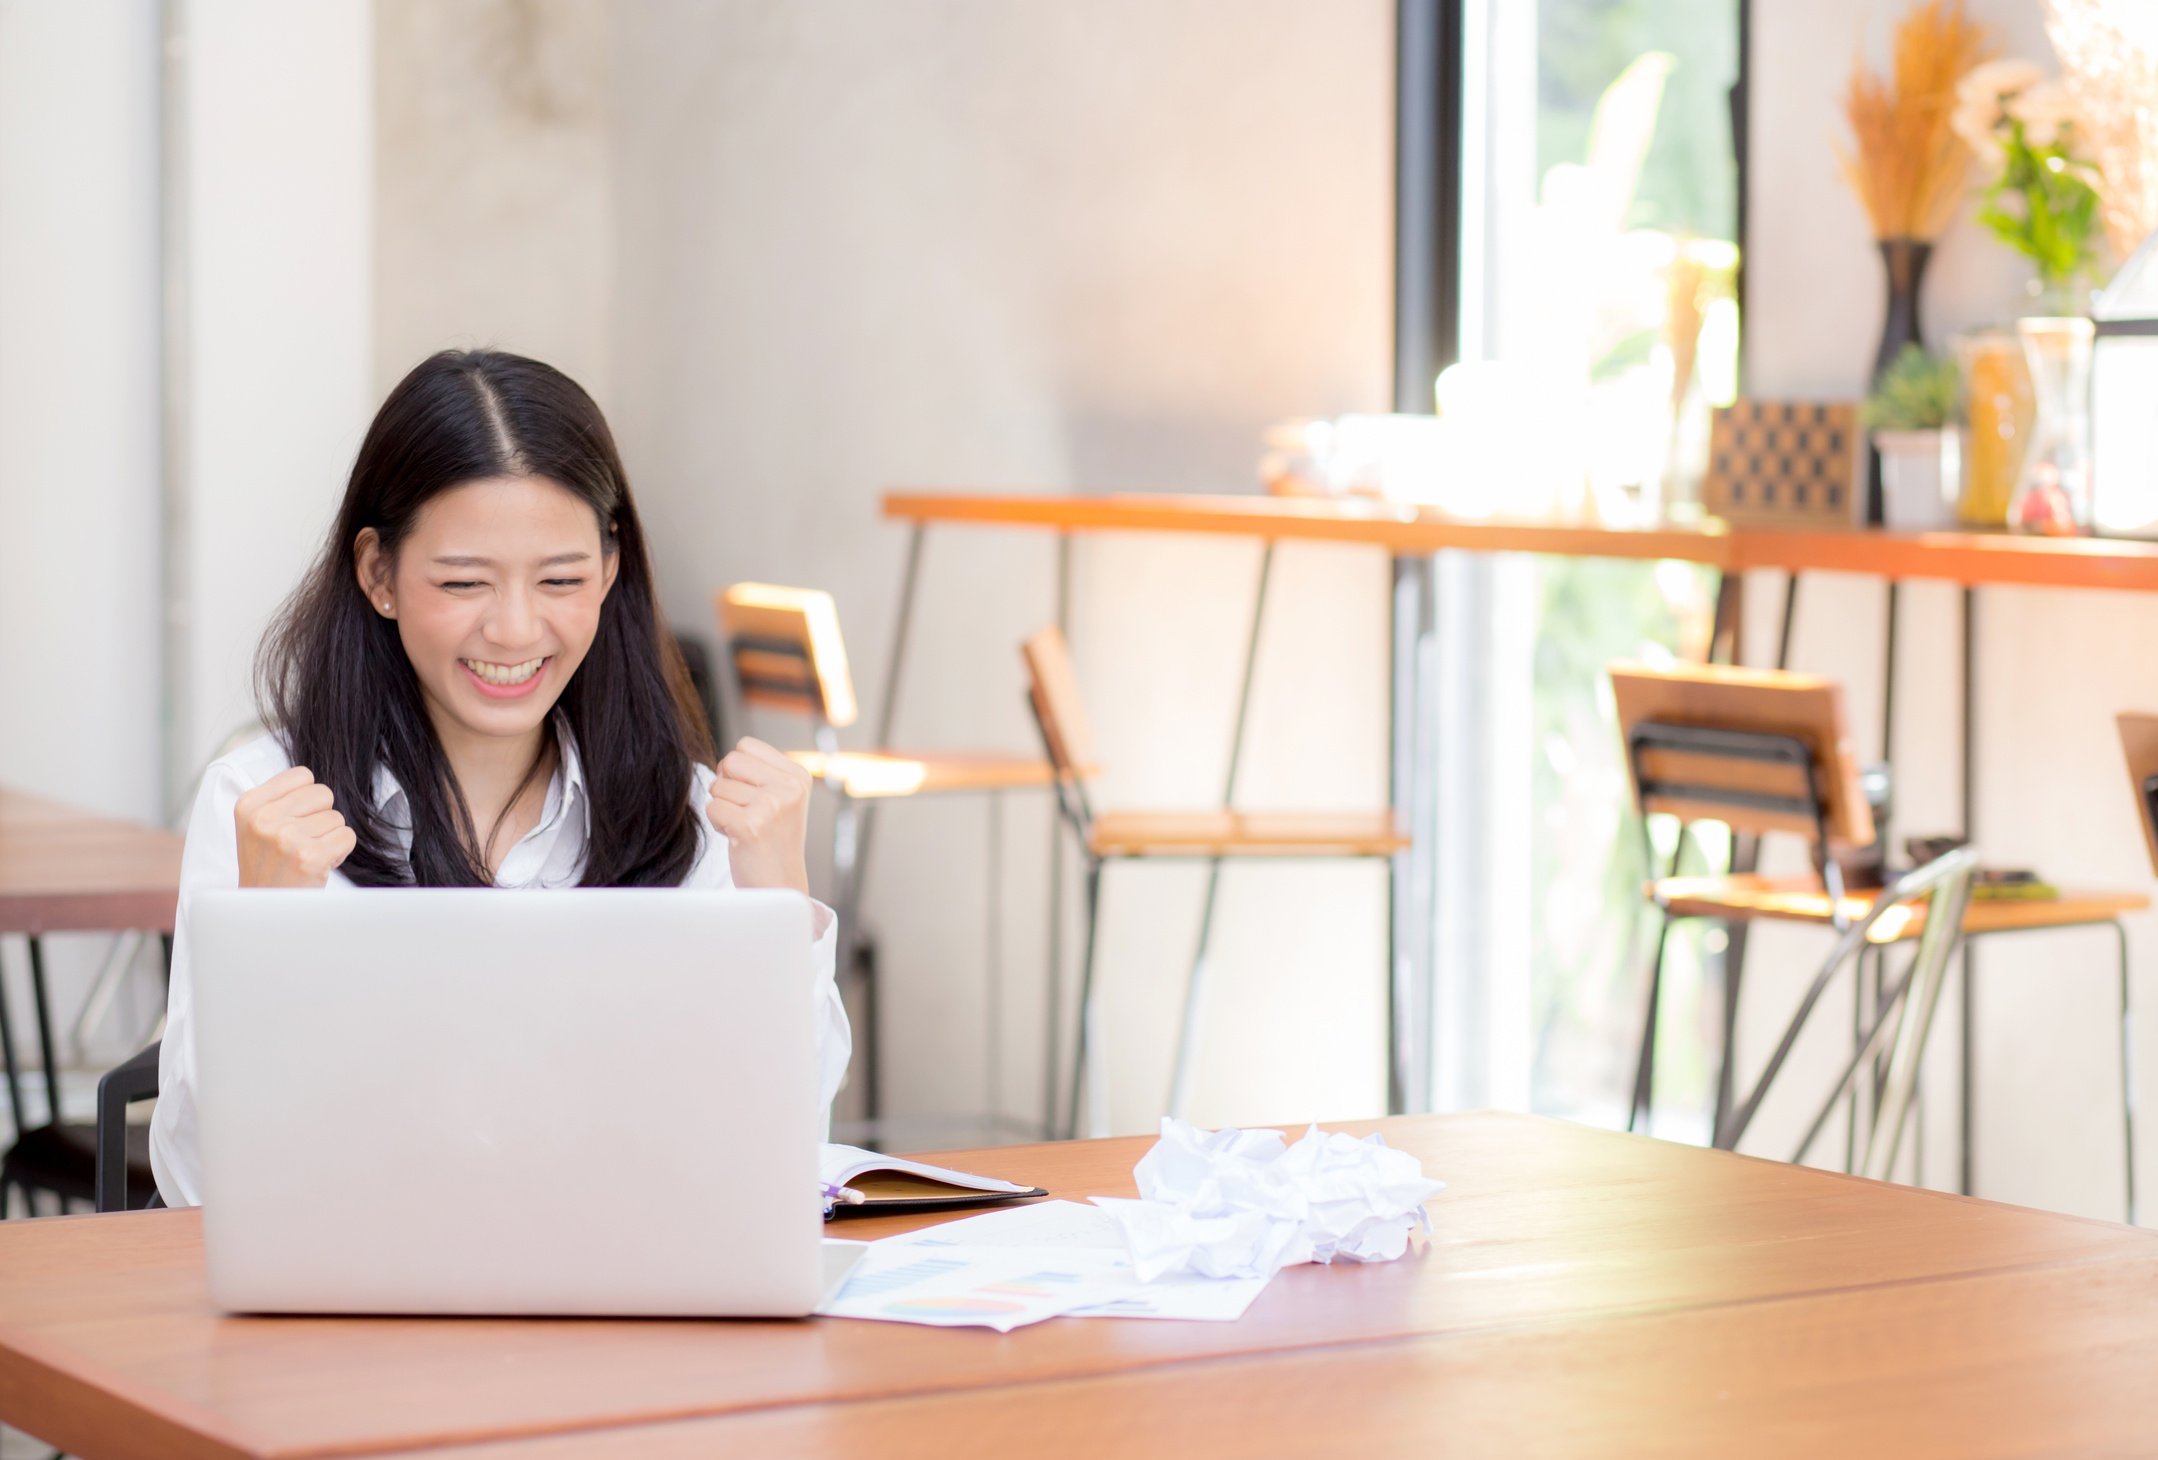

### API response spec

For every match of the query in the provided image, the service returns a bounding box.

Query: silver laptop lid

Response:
[190,887,821,1317]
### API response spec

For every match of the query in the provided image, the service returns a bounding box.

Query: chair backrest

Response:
[1609,661,1873,847]
[2117,712,2158,876]
[715,583,859,730]
[1021,626,1096,782]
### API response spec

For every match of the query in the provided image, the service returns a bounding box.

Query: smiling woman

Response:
[147,350,850,1207]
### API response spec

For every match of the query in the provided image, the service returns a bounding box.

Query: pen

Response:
[820,1182,866,1207]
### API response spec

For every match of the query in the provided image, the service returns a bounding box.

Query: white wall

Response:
[1739,0,2153,1221]
[607,0,1395,1134]
[0,0,162,823]
[173,0,375,775]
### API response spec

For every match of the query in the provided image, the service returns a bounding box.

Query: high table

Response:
[879,493,2158,1178]
[5,1113,2158,1457]
[0,789,183,1200]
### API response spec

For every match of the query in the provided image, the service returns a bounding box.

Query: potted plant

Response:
[1863,343,1963,530]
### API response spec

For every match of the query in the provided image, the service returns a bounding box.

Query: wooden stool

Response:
[1022,625,1408,1139]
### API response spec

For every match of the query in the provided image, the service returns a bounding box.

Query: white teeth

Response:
[465,657,544,686]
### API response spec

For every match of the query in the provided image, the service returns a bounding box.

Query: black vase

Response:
[1873,238,1933,382]
[1866,237,1933,524]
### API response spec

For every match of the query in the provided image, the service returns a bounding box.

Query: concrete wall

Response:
[605,0,1396,1134]
[373,0,612,400]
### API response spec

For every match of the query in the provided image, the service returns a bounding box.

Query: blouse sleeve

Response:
[149,753,262,1207]
[684,764,852,1134]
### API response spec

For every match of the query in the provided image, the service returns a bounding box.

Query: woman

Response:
[149,349,848,1206]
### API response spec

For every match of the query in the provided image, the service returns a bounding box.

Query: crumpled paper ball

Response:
[1092,1119,1447,1282]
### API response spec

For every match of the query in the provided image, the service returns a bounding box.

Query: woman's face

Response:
[359,474,619,751]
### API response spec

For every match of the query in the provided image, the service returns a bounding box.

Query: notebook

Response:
[820,1144,1047,1218]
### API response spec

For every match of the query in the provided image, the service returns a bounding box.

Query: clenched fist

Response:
[704,737,812,896]
[235,766,358,888]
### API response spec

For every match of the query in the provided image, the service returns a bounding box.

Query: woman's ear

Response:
[354,528,395,617]
[599,546,621,600]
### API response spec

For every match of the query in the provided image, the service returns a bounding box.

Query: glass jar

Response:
[2008,316,2096,535]
[1955,330,2030,528]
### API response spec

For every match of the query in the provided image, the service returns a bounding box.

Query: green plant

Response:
[1976,116,2104,290]
[1954,62,2106,292]
[1862,343,1961,431]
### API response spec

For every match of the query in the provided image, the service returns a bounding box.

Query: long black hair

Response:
[257,349,714,888]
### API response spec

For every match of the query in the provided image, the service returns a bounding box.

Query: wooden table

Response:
[0,788,184,1201]
[6,1113,2158,1458]
[0,789,184,938]
[879,492,2158,1177]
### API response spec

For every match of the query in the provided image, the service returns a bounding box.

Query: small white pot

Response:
[1874,428,1962,531]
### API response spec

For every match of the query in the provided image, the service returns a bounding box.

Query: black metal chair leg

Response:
[1066,859,1104,1140]
[1628,914,1672,1134]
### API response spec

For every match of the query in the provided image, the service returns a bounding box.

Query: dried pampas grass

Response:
[1839,0,1995,240]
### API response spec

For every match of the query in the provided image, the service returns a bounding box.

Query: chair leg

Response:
[1167,859,1226,1123]
[1847,945,1875,1175]
[2115,919,2138,1226]
[983,791,1004,1129]
[28,937,61,1132]
[1860,931,1961,1182]
[1627,913,1672,1134]
[1712,918,1746,1140]
[1065,859,1105,1140]
[830,793,877,1123]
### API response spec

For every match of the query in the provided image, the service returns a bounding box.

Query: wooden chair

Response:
[1022,625,1409,1139]
[1617,663,2143,1210]
[717,583,1059,1128]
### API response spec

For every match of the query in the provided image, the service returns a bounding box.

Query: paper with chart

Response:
[814,1239,1136,1332]
[879,1200,1272,1322]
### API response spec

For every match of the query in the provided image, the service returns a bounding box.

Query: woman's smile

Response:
[460,655,552,697]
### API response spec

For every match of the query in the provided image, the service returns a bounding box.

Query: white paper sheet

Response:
[882,1201,1272,1322]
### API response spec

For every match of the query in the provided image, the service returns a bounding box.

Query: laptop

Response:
[189,887,862,1317]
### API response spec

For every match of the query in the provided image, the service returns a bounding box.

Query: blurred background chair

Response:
[94,1038,162,1212]
[1022,624,1408,1139]
[1618,662,2141,1218]
[718,582,1061,1136]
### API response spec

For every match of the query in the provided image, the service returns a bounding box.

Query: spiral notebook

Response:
[819,1144,1047,1218]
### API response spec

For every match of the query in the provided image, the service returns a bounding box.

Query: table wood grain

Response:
[2,1114,2154,1459]
[410,1252,2158,1459]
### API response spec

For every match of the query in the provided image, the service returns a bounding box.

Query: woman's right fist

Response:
[234,766,358,888]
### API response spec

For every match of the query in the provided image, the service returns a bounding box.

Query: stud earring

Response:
[381,601,391,611]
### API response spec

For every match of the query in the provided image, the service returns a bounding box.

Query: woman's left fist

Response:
[705,736,814,895]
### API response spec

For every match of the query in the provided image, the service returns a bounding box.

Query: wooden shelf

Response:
[884,491,2158,594]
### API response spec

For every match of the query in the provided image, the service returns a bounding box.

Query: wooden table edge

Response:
[9,1113,2152,1460]
[879,491,2158,594]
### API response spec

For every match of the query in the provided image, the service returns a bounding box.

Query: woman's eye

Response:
[439,581,481,591]
[543,578,586,589]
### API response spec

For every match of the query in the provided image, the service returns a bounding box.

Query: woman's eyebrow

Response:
[430,552,593,568]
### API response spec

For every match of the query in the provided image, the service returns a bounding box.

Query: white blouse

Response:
[149,726,850,1207]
